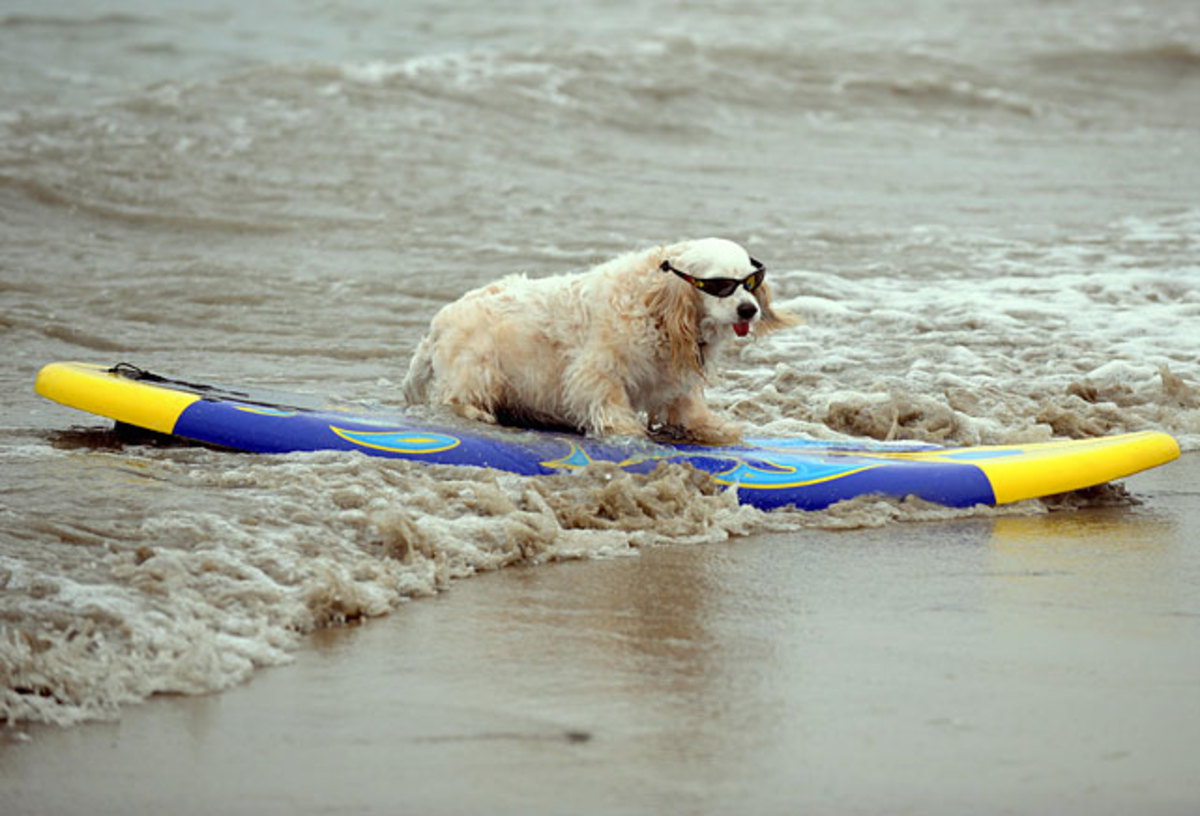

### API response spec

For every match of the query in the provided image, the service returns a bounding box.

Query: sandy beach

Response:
[3,453,1197,815]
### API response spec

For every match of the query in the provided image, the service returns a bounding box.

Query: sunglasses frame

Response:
[659,258,766,298]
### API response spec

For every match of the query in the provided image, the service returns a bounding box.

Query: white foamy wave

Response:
[0,448,732,725]
[320,33,1063,135]
[715,211,1200,451]
[2,438,1070,726]
[332,49,585,113]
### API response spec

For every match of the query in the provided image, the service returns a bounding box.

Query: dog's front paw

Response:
[451,403,498,425]
[595,419,647,439]
[586,412,647,440]
[687,419,743,446]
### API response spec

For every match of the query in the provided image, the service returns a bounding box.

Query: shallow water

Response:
[2,0,1200,725]
[3,461,1198,815]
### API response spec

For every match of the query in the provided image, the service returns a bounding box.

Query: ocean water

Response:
[2,0,1199,725]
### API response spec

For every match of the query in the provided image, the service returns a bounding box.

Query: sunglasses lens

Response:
[708,280,739,297]
[744,271,764,292]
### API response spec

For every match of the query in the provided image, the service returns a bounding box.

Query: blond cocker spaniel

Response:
[402,238,791,444]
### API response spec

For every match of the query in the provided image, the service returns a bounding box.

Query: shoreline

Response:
[4,455,1199,815]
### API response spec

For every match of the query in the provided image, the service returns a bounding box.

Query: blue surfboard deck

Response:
[35,362,1181,511]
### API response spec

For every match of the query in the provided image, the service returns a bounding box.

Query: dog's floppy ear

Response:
[646,257,703,375]
[752,280,799,335]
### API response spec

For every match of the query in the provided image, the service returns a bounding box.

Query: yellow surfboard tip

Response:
[35,361,200,435]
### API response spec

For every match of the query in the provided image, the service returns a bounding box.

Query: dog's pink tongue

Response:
[733,321,751,338]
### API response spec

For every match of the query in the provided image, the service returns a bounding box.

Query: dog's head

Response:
[646,238,793,374]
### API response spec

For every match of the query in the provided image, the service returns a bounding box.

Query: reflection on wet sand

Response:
[987,508,1186,632]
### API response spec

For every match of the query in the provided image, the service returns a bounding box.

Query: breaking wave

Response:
[1,432,1104,726]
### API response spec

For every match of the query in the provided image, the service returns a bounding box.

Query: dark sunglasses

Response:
[660,258,766,298]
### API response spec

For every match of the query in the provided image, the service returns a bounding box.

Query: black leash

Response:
[107,362,326,412]
[109,362,225,395]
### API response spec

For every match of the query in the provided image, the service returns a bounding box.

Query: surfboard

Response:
[35,361,1180,511]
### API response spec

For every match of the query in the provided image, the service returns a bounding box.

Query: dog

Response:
[401,238,791,444]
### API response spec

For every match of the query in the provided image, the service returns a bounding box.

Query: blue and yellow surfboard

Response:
[35,361,1181,511]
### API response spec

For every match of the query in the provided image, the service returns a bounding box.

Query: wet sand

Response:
[4,455,1199,816]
